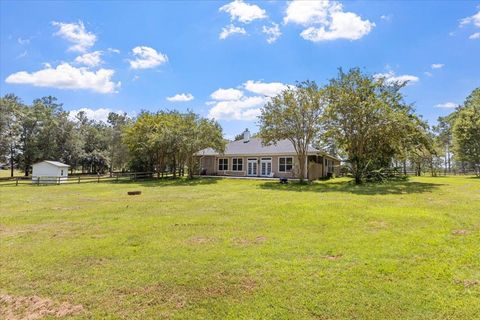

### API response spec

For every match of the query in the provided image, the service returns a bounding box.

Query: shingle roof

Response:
[196,137,335,158]
[34,160,70,167]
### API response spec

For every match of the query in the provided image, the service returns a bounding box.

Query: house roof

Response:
[33,160,70,167]
[196,137,339,159]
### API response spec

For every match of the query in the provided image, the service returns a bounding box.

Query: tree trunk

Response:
[297,154,306,182]
[9,147,14,177]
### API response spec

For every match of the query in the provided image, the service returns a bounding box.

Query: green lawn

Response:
[1,176,479,319]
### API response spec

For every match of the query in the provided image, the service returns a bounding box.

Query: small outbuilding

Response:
[32,161,69,184]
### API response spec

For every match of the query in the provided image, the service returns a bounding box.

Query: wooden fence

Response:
[0,172,158,187]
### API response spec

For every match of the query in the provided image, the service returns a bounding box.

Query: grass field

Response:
[1,176,479,319]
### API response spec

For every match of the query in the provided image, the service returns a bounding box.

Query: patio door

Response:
[247,159,257,176]
[260,158,272,177]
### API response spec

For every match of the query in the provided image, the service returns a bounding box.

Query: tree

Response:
[323,68,429,184]
[259,81,325,182]
[0,94,24,177]
[107,112,131,173]
[453,88,480,175]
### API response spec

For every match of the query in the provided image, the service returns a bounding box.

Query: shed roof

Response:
[196,137,339,160]
[33,160,70,167]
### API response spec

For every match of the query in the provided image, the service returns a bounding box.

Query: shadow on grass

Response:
[259,179,444,195]
[127,177,220,188]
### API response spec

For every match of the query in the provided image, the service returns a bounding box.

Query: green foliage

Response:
[259,80,326,182]
[323,68,431,183]
[453,88,480,175]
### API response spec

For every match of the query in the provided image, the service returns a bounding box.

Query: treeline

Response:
[1,68,479,182]
[0,95,224,178]
[258,69,480,182]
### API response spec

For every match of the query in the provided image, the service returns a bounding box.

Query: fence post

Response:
[134,173,137,181]
[37,177,40,186]
[116,173,119,183]
[78,176,81,184]
[57,177,60,185]
[16,177,19,186]
[98,175,100,183]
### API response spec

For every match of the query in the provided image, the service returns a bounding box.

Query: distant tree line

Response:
[1,69,478,182]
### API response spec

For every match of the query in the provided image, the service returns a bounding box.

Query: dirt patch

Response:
[0,294,84,320]
[454,279,479,287]
[322,254,343,261]
[452,229,469,236]
[232,236,267,246]
[367,220,388,232]
[187,236,217,244]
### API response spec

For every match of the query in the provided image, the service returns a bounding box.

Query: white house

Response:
[32,161,69,184]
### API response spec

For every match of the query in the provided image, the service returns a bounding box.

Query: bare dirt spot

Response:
[0,294,84,320]
[322,254,343,261]
[367,220,388,232]
[232,236,267,246]
[452,229,469,236]
[454,279,479,287]
[187,236,217,244]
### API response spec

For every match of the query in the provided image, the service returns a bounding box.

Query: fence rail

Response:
[0,172,160,187]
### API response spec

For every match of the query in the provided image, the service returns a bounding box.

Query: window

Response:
[279,157,293,172]
[218,158,228,171]
[232,158,243,171]
[61,170,64,176]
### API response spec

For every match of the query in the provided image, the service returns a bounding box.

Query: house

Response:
[32,161,69,184]
[196,129,340,180]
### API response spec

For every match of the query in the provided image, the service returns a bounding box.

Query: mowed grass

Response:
[0,176,479,319]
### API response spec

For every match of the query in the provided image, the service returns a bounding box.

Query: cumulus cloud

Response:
[243,80,289,97]
[52,21,96,52]
[373,71,419,86]
[284,0,375,41]
[211,88,244,100]
[220,0,267,23]
[68,108,133,123]
[262,23,282,44]
[5,63,120,93]
[460,9,480,39]
[435,102,457,109]
[219,24,247,39]
[128,46,168,69]
[208,80,290,121]
[431,63,444,69]
[166,93,194,102]
[75,51,103,67]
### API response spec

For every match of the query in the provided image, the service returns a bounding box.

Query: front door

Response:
[247,159,257,176]
[260,158,272,176]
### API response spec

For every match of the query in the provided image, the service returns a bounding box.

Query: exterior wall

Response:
[198,154,340,179]
[32,162,68,184]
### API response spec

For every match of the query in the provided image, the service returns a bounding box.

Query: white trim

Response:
[231,157,244,171]
[218,158,229,171]
[246,158,258,176]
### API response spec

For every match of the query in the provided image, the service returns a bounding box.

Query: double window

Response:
[279,157,293,172]
[232,158,243,171]
[218,158,228,171]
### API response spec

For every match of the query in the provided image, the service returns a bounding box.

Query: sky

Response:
[1,0,479,139]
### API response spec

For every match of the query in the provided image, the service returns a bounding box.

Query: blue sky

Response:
[1,0,479,138]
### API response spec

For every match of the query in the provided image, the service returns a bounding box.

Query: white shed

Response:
[32,161,69,184]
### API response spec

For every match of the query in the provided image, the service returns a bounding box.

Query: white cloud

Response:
[460,10,480,39]
[5,63,120,93]
[469,32,480,39]
[435,102,457,109]
[132,75,140,81]
[380,14,392,21]
[219,0,267,23]
[219,24,247,39]
[52,21,96,52]
[17,37,30,45]
[68,108,131,123]
[16,50,27,59]
[166,93,194,102]
[262,23,282,44]
[424,71,433,77]
[107,48,120,54]
[431,63,444,69]
[373,71,419,85]
[211,88,244,100]
[208,96,266,121]
[75,51,103,67]
[128,46,168,69]
[243,80,288,97]
[284,0,375,41]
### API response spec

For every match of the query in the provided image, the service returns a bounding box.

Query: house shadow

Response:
[129,177,220,188]
[259,179,443,195]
